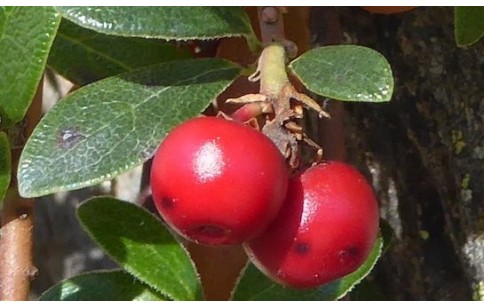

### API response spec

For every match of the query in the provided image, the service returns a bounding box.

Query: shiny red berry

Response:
[150,117,288,245]
[245,161,379,288]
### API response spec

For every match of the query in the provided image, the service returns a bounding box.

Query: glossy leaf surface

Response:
[0,6,60,126]
[77,197,202,300]
[18,58,241,198]
[48,19,190,85]
[56,7,254,41]
[40,270,166,301]
[289,45,394,102]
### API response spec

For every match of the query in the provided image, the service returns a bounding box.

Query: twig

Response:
[0,76,43,300]
[258,7,286,45]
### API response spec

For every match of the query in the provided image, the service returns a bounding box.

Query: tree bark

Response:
[311,6,482,300]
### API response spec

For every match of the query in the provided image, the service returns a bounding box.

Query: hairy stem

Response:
[257,7,291,98]
[258,44,290,97]
[0,77,43,300]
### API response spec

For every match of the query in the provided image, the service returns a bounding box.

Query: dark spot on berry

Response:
[58,127,84,150]
[339,246,360,260]
[189,224,231,245]
[294,242,310,255]
[161,196,175,209]
[196,225,225,237]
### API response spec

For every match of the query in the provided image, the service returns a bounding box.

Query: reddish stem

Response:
[230,103,264,123]
[0,77,43,300]
[0,190,35,300]
[258,7,287,45]
[314,7,346,161]
[185,243,248,300]
[320,101,345,161]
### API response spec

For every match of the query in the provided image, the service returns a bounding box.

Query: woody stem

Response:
[0,77,43,300]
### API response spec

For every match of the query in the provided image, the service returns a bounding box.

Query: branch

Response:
[258,7,286,45]
[0,76,43,300]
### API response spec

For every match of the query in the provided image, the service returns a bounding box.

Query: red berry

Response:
[245,161,379,288]
[361,6,416,14]
[150,117,288,245]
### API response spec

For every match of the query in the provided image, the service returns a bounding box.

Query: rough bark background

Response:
[311,6,482,300]
[29,7,482,300]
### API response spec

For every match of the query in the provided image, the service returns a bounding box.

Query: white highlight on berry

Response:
[193,140,224,183]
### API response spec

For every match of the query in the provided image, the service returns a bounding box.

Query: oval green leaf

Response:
[77,197,202,301]
[40,269,166,301]
[0,6,61,126]
[18,58,241,198]
[56,7,255,41]
[49,19,191,85]
[289,45,394,103]
[232,235,383,300]
[454,7,484,47]
[0,132,11,201]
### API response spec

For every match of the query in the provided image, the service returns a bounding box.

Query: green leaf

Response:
[18,58,241,198]
[232,235,383,300]
[0,132,10,201]
[56,7,255,42]
[77,197,202,301]
[40,269,166,301]
[0,7,61,126]
[289,45,394,103]
[48,19,191,85]
[454,7,484,47]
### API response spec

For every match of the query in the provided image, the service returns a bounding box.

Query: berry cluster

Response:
[150,116,379,289]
